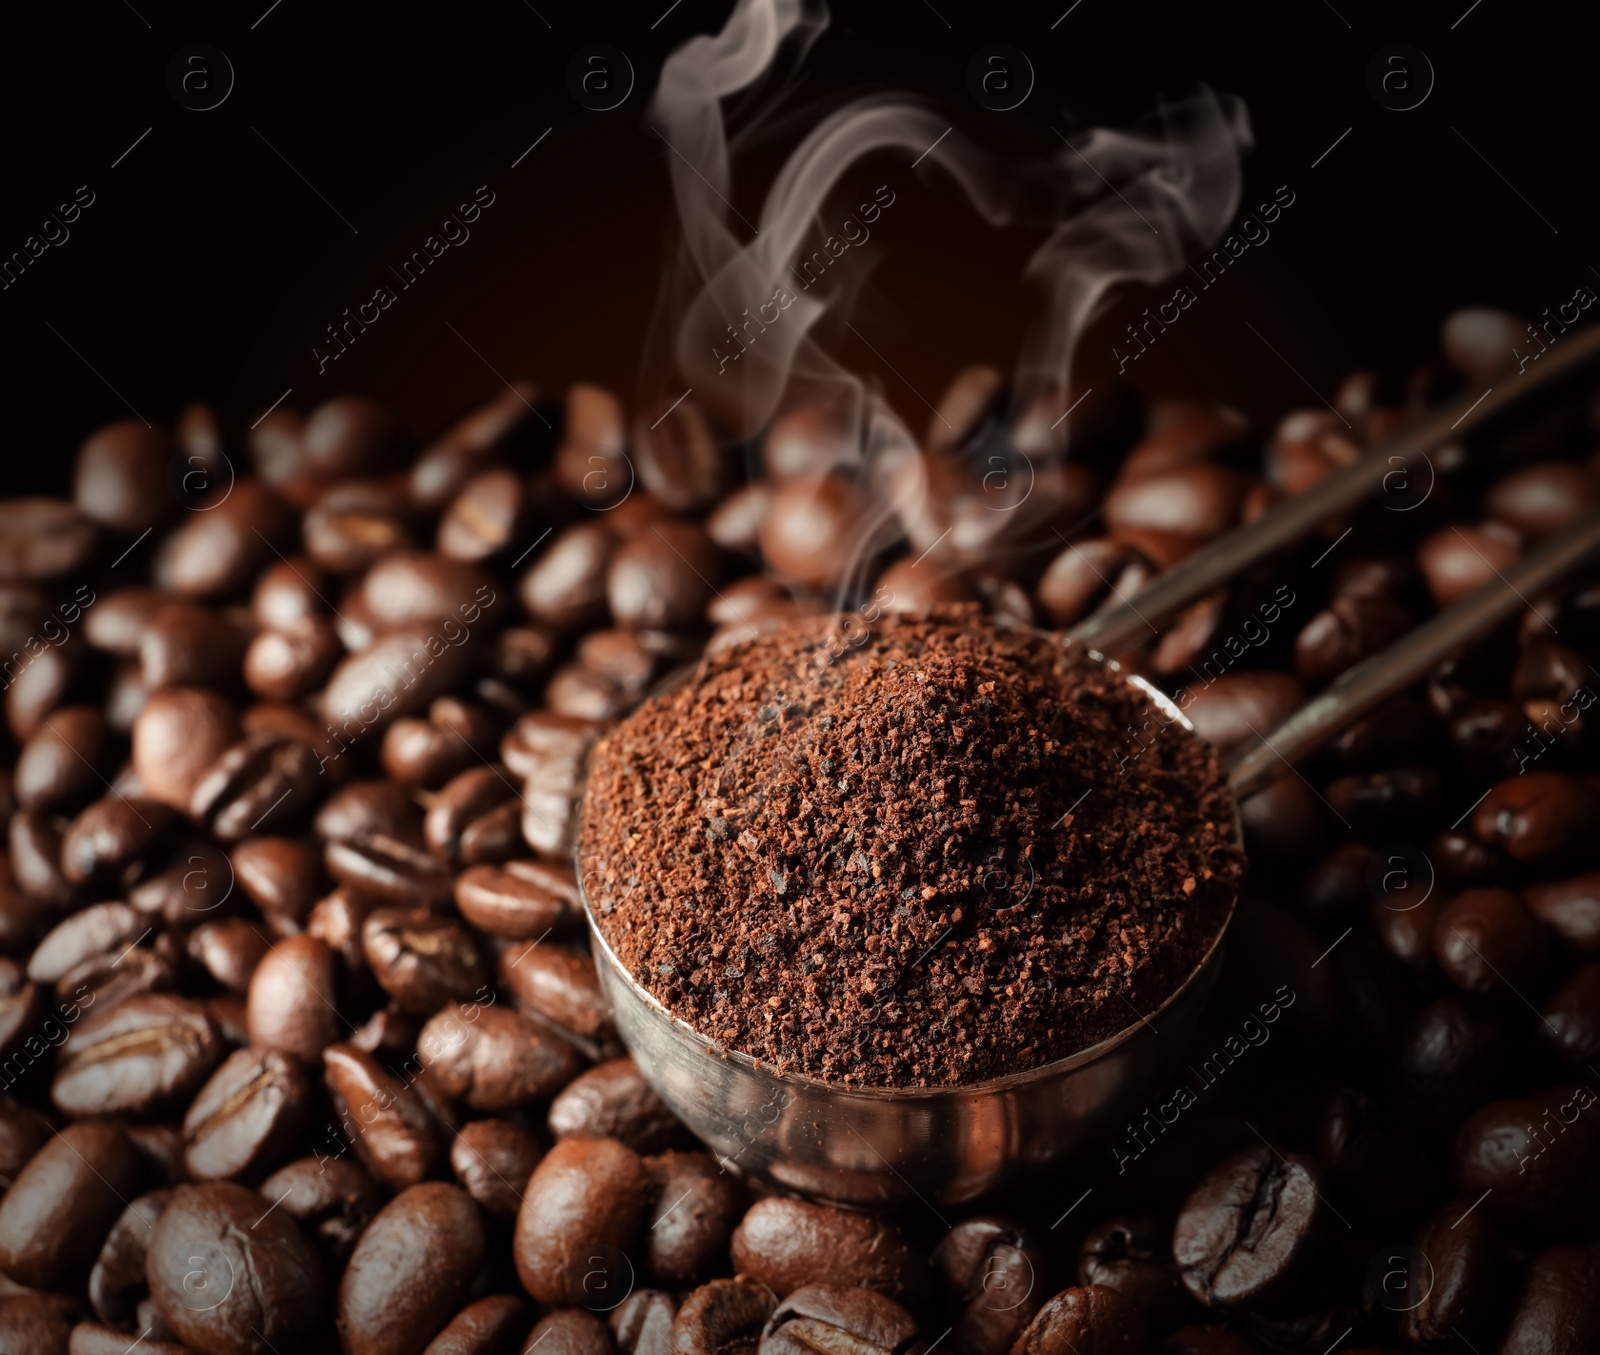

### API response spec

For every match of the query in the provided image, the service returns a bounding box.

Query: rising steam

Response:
[637,0,1251,596]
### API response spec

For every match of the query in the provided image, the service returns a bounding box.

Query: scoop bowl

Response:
[578,665,1239,1209]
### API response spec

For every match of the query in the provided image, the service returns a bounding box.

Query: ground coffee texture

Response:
[580,609,1243,1087]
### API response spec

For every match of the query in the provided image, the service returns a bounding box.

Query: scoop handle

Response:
[1224,509,1600,800]
[1071,323,1600,658]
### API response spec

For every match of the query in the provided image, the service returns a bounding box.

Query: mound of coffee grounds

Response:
[580,609,1243,1087]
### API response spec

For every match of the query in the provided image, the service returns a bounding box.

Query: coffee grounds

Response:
[580,609,1243,1087]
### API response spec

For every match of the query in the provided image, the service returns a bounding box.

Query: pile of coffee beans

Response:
[0,302,1597,1354]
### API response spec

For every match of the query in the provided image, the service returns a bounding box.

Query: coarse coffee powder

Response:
[580,609,1243,1087]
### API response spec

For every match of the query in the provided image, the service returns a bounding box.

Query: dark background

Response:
[2,0,1594,494]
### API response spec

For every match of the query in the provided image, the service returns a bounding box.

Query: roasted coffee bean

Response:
[553,385,630,509]
[1428,829,1511,889]
[673,1277,776,1355]
[301,397,407,482]
[607,523,719,631]
[1173,1146,1324,1311]
[931,1217,1045,1355]
[0,1121,143,1290]
[328,833,455,909]
[451,1119,545,1221]
[1541,962,1600,1068]
[7,637,90,742]
[350,1002,421,1061]
[154,480,294,599]
[232,836,322,932]
[322,626,478,740]
[71,1323,197,1355]
[0,501,95,585]
[524,1309,615,1355]
[1438,687,1521,758]
[1008,1286,1146,1355]
[258,1156,383,1267]
[1324,767,1441,840]
[52,993,220,1117]
[409,383,540,511]
[1368,873,1443,973]
[0,964,46,1066]
[133,689,241,811]
[438,468,533,565]
[731,1197,927,1306]
[323,1043,450,1191]
[456,861,582,940]
[139,604,246,693]
[10,807,75,906]
[420,1001,580,1109]
[304,480,417,574]
[186,920,271,994]
[84,590,167,658]
[635,398,726,514]
[759,1285,919,1355]
[759,474,867,590]
[1454,1085,1600,1218]
[383,699,502,789]
[16,708,116,813]
[338,1182,486,1355]
[316,780,423,844]
[0,1095,51,1184]
[707,485,772,557]
[244,617,341,701]
[1105,465,1251,549]
[182,1045,311,1181]
[58,943,174,1017]
[190,735,321,842]
[1432,887,1547,992]
[1417,522,1521,608]
[1293,594,1411,686]
[546,661,636,723]
[0,1292,83,1355]
[520,524,617,633]
[75,422,177,534]
[609,1290,677,1355]
[60,795,176,887]
[1078,1215,1191,1334]
[87,1189,170,1328]
[246,934,338,1065]
[1487,462,1600,539]
[1395,1197,1499,1346]
[513,1136,649,1306]
[869,557,978,622]
[1034,540,1149,630]
[548,1059,680,1153]
[147,1181,324,1355]
[642,1152,743,1287]
[363,909,488,1014]
[1498,1240,1600,1355]
[423,1295,532,1355]
[1473,771,1600,867]
[355,553,496,635]
[426,768,519,867]
[1393,997,1507,1129]
[252,558,328,630]
[1328,696,1435,772]
[1294,842,1370,923]
[1183,674,1305,758]
[498,943,612,1043]
[305,884,371,980]
[28,901,144,984]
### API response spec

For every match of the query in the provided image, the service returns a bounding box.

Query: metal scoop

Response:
[578,335,1600,1209]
